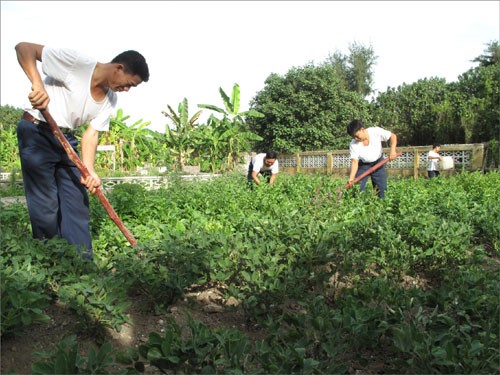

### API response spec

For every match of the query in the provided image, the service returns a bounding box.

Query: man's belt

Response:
[359,156,383,166]
[23,112,74,134]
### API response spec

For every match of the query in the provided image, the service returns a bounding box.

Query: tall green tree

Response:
[327,41,377,97]
[372,40,500,146]
[472,40,500,67]
[455,63,500,143]
[248,63,370,153]
[371,78,453,146]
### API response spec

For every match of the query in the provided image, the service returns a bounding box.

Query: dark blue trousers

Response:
[16,119,93,259]
[356,156,387,199]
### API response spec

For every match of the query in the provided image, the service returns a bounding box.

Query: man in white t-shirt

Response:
[347,120,398,198]
[247,151,279,187]
[15,42,149,260]
[427,143,443,178]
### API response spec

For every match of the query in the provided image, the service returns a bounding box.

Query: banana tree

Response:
[198,83,264,122]
[198,84,263,171]
[161,98,202,170]
[194,115,263,173]
[0,123,20,170]
[98,109,157,172]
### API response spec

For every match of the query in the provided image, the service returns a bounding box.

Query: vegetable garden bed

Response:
[1,171,499,374]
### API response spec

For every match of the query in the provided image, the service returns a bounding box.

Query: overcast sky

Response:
[1,1,498,133]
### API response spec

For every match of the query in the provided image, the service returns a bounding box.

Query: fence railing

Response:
[278,143,486,179]
[0,144,487,191]
[0,173,220,191]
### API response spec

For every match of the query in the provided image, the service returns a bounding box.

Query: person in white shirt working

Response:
[347,119,398,199]
[427,143,443,178]
[15,42,149,260]
[247,151,279,188]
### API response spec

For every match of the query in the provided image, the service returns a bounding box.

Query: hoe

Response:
[344,152,402,190]
[40,108,138,247]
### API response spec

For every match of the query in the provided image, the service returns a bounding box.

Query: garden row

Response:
[1,172,499,373]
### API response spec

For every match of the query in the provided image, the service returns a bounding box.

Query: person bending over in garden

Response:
[427,143,443,179]
[347,119,398,199]
[15,42,149,260]
[247,151,279,188]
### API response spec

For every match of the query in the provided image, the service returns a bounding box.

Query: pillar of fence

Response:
[413,149,420,180]
[327,152,333,175]
[472,143,485,170]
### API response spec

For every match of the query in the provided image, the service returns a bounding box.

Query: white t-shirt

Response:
[25,46,117,131]
[349,127,392,163]
[251,153,279,174]
[427,150,440,171]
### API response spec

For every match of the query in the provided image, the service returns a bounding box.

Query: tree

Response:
[248,63,370,153]
[0,105,23,170]
[327,41,378,97]
[371,78,456,146]
[161,98,203,169]
[472,40,500,67]
[98,109,157,171]
[371,40,500,146]
[458,40,500,144]
[455,63,500,143]
[198,84,263,172]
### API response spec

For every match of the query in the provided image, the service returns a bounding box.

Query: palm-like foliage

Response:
[198,84,263,172]
[161,98,202,169]
[98,109,157,172]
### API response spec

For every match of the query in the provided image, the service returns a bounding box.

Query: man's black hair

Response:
[433,143,441,149]
[112,50,150,82]
[347,120,364,137]
[265,151,278,159]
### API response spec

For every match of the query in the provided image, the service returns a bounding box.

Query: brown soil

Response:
[2,262,498,374]
[1,279,393,375]
[2,196,496,374]
[0,285,261,375]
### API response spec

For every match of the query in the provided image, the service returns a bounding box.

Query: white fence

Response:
[0,173,221,191]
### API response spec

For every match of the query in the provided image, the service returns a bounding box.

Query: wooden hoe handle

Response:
[40,109,138,247]
[344,152,402,190]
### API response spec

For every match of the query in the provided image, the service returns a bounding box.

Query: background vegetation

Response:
[248,41,499,156]
[1,40,499,373]
[1,40,498,175]
[2,172,499,373]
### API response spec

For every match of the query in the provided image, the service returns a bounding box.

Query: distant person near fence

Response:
[247,151,279,188]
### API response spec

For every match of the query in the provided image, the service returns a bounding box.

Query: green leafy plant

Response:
[57,275,130,336]
[138,316,251,373]
[32,335,122,375]
[0,257,51,335]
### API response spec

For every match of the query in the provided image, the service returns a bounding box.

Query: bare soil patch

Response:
[0,285,262,375]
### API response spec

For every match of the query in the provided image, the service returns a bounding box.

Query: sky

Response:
[1,1,498,133]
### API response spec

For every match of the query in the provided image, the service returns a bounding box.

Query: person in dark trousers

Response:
[427,143,443,178]
[347,120,398,199]
[15,42,149,260]
[247,151,279,188]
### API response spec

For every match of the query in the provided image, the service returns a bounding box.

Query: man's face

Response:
[264,158,276,167]
[110,65,143,92]
[352,128,368,142]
